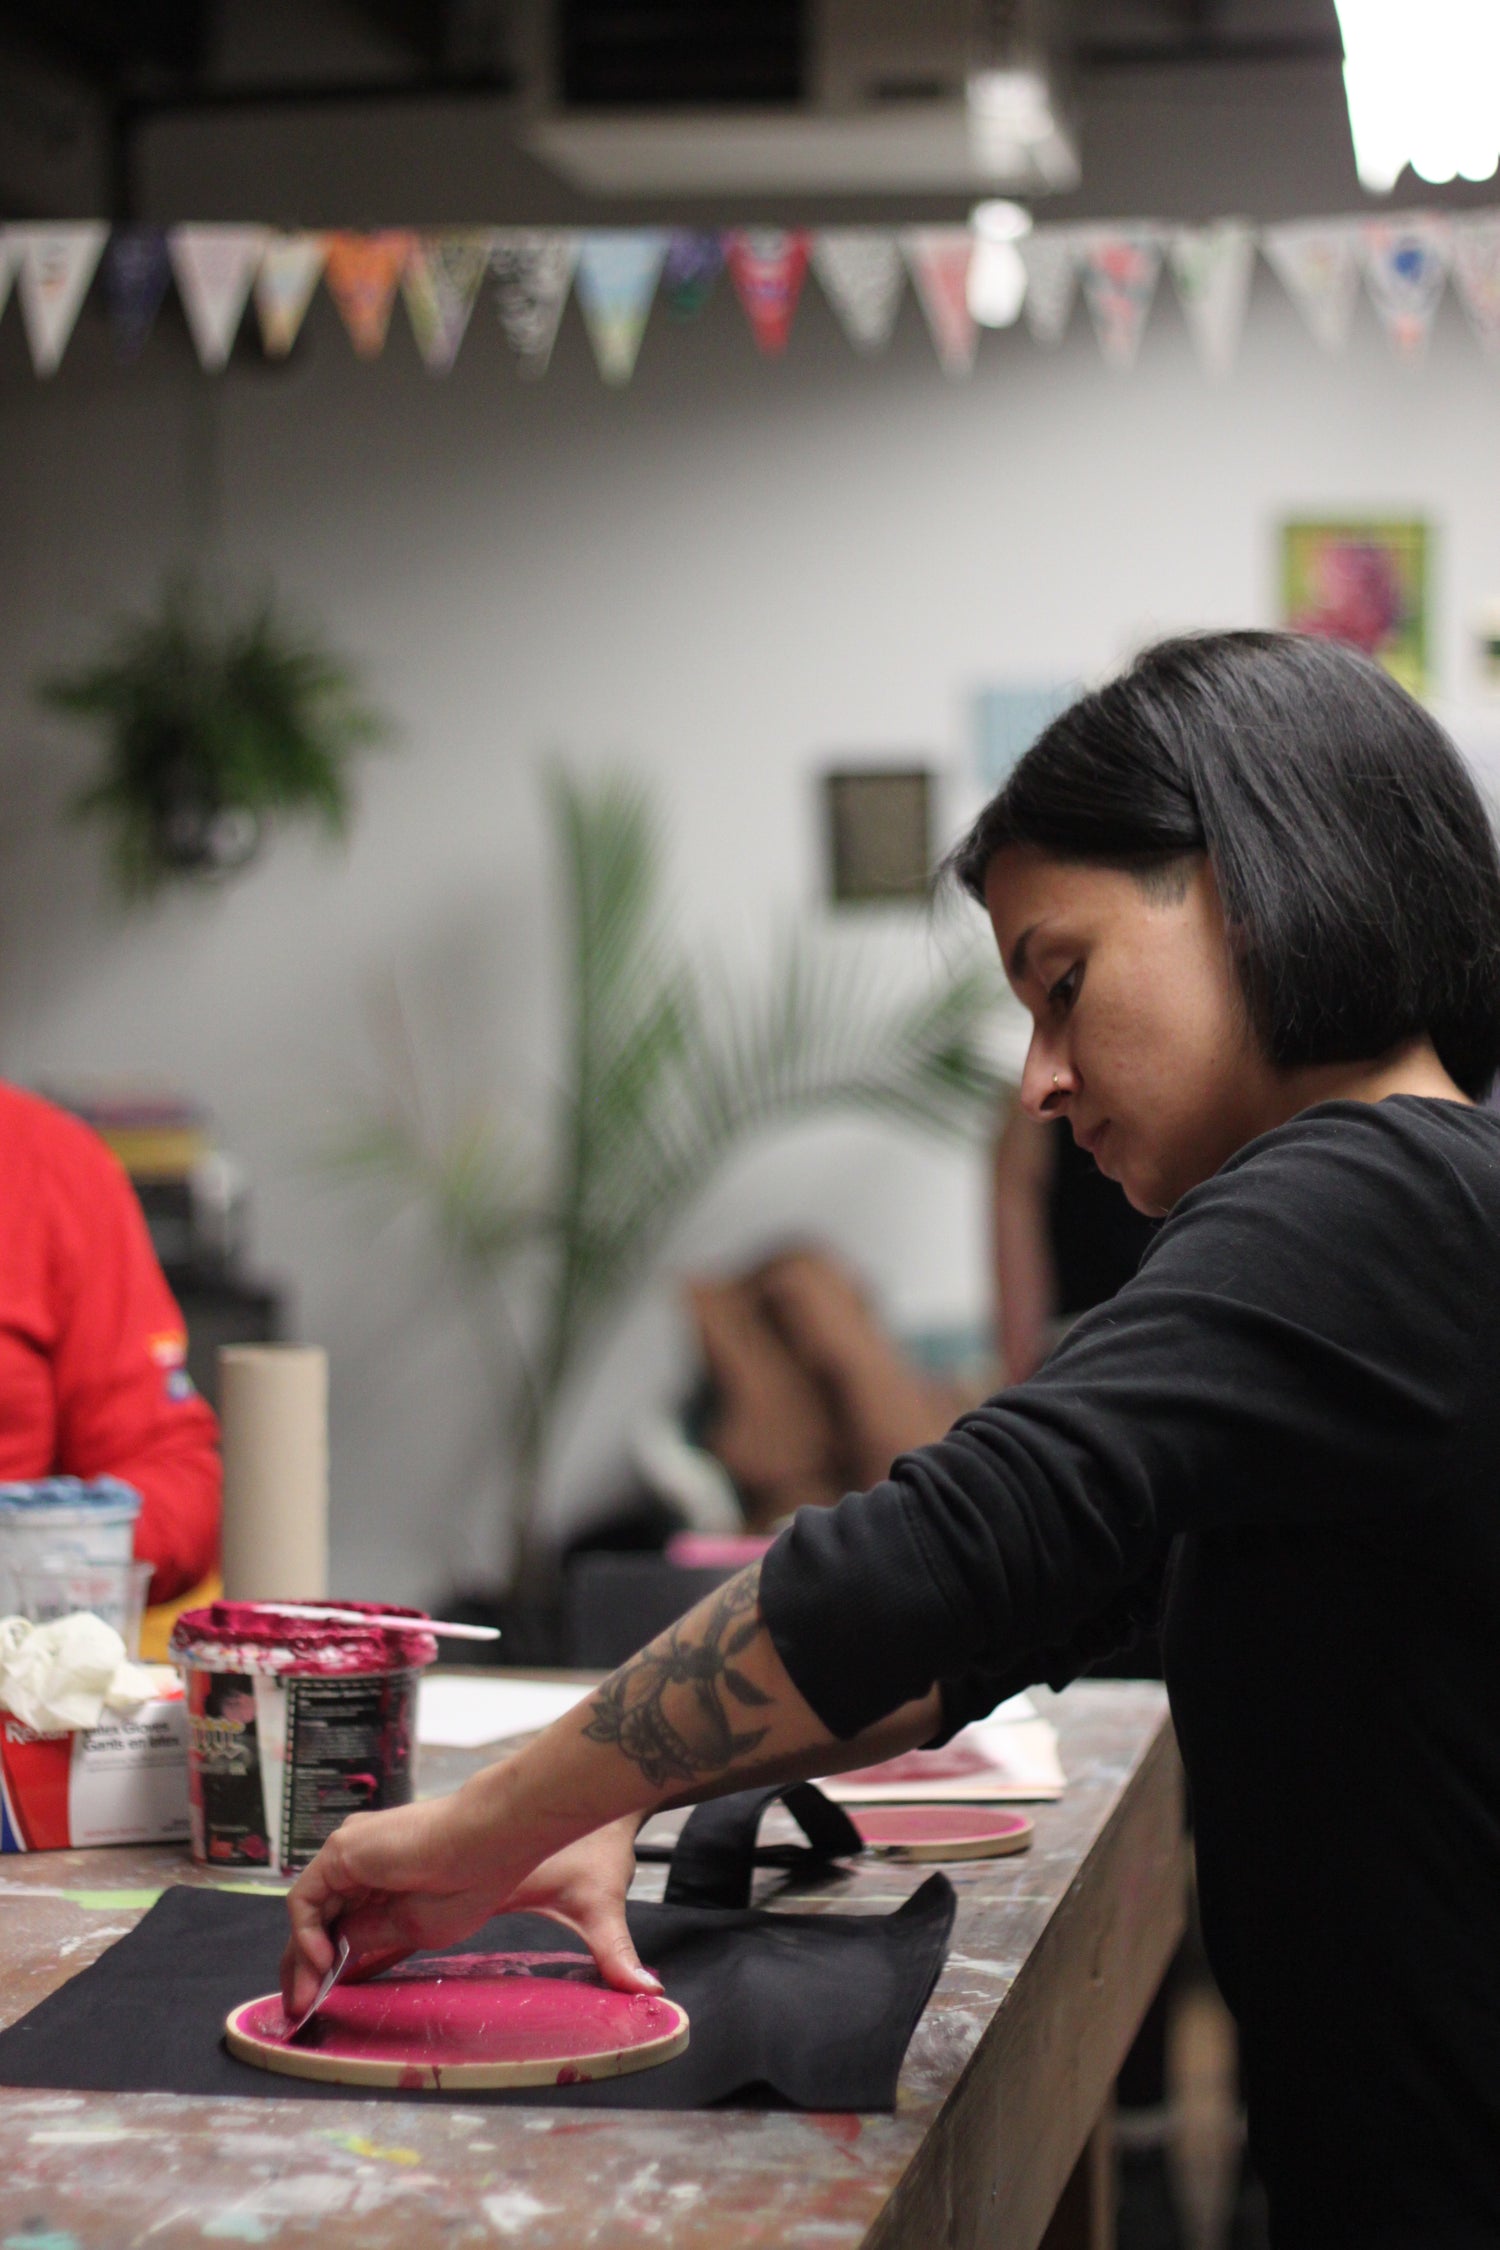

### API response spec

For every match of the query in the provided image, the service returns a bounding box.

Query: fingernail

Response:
[640,1971,664,1994]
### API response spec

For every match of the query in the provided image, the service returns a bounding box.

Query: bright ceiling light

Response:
[967,238,1028,328]
[970,199,1034,243]
[1335,0,1500,192]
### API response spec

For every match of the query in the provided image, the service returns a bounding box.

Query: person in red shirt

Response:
[0,1082,221,1602]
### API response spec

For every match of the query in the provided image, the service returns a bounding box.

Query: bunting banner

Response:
[401,231,493,373]
[1077,228,1163,372]
[254,232,327,359]
[324,231,413,360]
[812,230,905,355]
[1170,220,1256,378]
[1449,212,1500,355]
[574,230,668,384]
[660,230,722,320]
[103,227,172,362]
[490,229,578,377]
[901,229,977,376]
[168,224,268,371]
[1019,230,1077,347]
[724,230,810,357]
[1361,215,1451,362]
[1262,219,1363,355]
[8,222,107,375]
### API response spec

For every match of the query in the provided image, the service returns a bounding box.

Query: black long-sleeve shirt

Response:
[761,1097,1500,2249]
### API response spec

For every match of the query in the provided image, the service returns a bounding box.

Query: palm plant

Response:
[40,574,386,898]
[344,768,1009,1598]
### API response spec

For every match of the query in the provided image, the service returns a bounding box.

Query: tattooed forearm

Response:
[582,1564,775,1789]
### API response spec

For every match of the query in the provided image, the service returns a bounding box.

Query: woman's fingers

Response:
[546,1893,663,1995]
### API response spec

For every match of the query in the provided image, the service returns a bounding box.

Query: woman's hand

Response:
[279,1784,659,2019]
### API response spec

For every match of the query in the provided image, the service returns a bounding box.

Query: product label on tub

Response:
[187,1668,275,1864]
[1,1699,189,1851]
[280,1672,417,1867]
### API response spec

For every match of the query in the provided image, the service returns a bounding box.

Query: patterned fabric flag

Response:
[8,222,107,375]
[1169,221,1256,378]
[104,227,172,361]
[660,230,722,319]
[169,225,269,370]
[401,231,493,373]
[1361,215,1451,362]
[1019,230,1078,347]
[901,229,977,376]
[490,230,579,377]
[724,230,810,356]
[1449,212,1500,355]
[812,230,905,355]
[1077,229,1163,372]
[1262,219,1363,355]
[254,232,327,358]
[324,231,413,359]
[575,230,668,384]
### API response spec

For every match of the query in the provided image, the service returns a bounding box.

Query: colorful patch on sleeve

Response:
[148,1330,188,1370]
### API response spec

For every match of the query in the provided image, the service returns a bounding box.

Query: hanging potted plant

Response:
[39,574,387,898]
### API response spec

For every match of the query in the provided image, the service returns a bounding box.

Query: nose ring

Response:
[1052,1072,1061,1089]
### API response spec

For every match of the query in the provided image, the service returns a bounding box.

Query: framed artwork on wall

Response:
[1280,518,1430,696]
[823,768,933,904]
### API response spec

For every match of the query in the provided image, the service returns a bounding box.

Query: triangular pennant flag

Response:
[168,224,269,371]
[103,227,172,362]
[724,230,810,357]
[661,230,722,320]
[8,223,107,376]
[490,229,579,377]
[1361,214,1451,363]
[1449,212,1500,356]
[1169,220,1256,378]
[1262,219,1363,355]
[901,229,977,376]
[812,230,905,355]
[1019,230,1078,347]
[254,232,327,358]
[401,230,493,373]
[1077,228,1163,372]
[324,231,413,359]
[575,230,667,384]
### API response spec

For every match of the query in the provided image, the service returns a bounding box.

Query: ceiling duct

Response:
[521,0,1079,197]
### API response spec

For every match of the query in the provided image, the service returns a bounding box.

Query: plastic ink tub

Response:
[169,1601,438,1874]
[0,1478,142,1621]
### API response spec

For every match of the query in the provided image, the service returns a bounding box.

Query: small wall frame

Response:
[822,768,933,905]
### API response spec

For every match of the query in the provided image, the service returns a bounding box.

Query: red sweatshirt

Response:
[0,1082,221,1601]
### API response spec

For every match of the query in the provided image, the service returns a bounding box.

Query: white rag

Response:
[0,1613,176,1733]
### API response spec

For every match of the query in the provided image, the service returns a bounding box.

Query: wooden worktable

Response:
[0,1678,1183,2250]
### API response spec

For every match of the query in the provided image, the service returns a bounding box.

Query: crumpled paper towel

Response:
[0,1613,176,1733]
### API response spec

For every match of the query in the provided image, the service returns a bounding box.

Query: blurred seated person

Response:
[687,1246,972,1531]
[0,1080,221,1603]
[993,1098,1157,1383]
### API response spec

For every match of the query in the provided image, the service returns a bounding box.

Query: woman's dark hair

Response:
[951,630,1500,1099]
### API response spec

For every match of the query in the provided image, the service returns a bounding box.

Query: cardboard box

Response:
[0,1694,190,1851]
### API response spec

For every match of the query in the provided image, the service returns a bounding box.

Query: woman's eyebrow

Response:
[1008,923,1039,982]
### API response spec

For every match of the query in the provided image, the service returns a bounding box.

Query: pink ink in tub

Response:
[168,1601,438,1873]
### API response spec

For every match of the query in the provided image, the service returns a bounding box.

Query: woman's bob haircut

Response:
[952,630,1500,1101]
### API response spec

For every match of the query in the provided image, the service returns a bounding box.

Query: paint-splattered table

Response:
[0,1677,1183,2250]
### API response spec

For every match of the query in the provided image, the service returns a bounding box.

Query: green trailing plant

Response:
[342,768,1010,1597]
[40,574,387,898]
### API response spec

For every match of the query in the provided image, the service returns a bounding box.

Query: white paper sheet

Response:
[417,1673,591,1750]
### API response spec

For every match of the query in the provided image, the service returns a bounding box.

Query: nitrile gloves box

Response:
[0,1693,190,1850]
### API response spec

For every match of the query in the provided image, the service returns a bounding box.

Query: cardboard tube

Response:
[220,1346,329,1602]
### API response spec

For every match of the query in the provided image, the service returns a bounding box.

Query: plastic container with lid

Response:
[169,1600,439,1874]
[0,1478,142,1621]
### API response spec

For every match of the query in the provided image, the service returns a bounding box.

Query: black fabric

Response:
[1045,1117,1158,1315]
[0,1809,953,2114]
[662,1783,865,1909]
[760,1098,1500,2248]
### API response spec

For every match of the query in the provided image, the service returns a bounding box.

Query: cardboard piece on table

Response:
[822,1704,1064,1804]
[226,1958,689,2090]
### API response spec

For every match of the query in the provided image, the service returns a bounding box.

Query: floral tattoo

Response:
[582,1565,773,1788]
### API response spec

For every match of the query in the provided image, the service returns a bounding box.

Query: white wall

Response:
[4,243,1500,1599]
